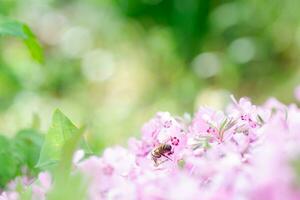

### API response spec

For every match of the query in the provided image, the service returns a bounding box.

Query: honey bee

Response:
[151,143,173,166]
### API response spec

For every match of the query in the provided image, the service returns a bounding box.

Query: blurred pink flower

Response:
[31,172,52,200]
[294,85,300,101]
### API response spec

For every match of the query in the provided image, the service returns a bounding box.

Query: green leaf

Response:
[12,129,44,173]
[0,20,44,63]
[47,172,88,200]
[36,110,89,200]
[55,126,86,179]
[36,109,79,169]
[0,135,19,187]
[48,126,88,200]
[0,129,44,188]
[0,21,28,38]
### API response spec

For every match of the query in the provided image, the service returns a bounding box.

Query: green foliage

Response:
[36,109,79,169]
[0,19,44,63]
[34,109,88,200]
[47,126,88,200]
[47,172,87,200]
[36,109,91,170]
[0,110,89,199]
[0,110,89,198]
[0,135,19,187]
[0,65,21,110]
[0,129,43,188]
[13,129,44,174]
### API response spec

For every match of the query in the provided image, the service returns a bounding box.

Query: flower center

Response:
[241,114,250,121]
[171,136,180,146]
[206,127,217,134]
[163,120,172,128]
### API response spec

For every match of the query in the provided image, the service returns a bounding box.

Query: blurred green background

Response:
[0,0,300,152]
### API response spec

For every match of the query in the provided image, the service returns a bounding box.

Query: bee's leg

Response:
[154,156,171,166]
[161,154,172,161]
[152,155,162,166]
[152,157,157,164]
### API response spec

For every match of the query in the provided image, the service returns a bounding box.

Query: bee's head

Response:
[165,144,172,151]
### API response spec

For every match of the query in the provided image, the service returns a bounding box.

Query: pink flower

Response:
[77,146,138,199]
[138,112,188,167]
[190,107,228,143]
[31,172,52,200]
[2,95,300,200]
[294,85,300,102]
[0,192,19,200]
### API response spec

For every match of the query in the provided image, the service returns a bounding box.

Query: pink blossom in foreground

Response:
[1,96,300,200]
[295,85,300,102]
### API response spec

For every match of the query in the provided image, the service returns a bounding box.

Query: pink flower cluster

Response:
[2,96,300,200]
